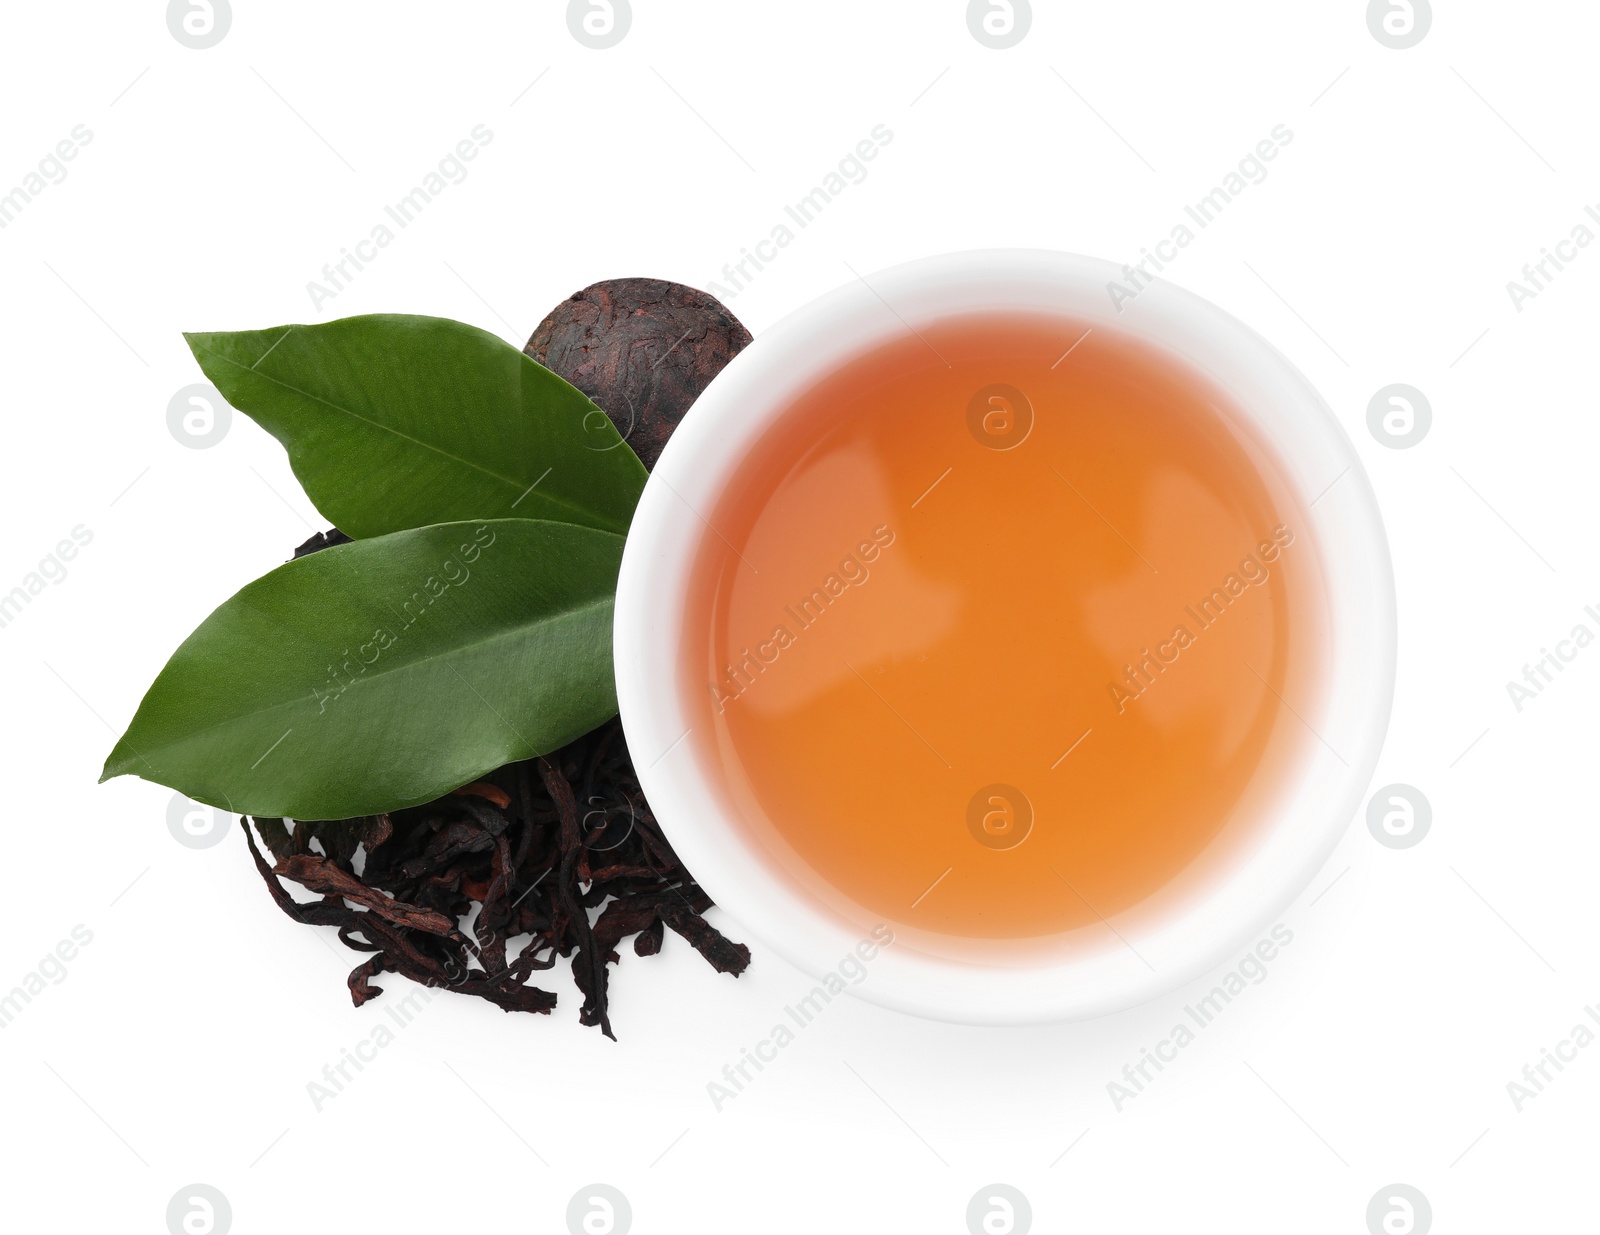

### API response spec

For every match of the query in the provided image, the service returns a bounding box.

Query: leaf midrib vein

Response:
[121,593,615,759]
[201,338,630,531]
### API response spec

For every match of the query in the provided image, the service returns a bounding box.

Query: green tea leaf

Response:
[101,519,623,818]
[185,315,647,538]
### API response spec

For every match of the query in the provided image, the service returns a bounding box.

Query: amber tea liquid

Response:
[682,313,1326,944]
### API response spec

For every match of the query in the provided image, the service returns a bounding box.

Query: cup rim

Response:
[614,249,1395,1024]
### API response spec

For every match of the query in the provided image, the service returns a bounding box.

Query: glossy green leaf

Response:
[185,314,647,538]
[101,519,623,818]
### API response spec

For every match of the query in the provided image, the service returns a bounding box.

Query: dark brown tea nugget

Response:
[525,277,752,470]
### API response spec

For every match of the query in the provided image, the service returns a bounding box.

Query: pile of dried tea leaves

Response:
[245,708,748,1040]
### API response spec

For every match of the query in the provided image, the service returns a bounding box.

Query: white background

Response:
[1,2,1594,1231]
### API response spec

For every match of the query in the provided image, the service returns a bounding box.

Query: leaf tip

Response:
[182,330,218,363]
[100,735,152,786]
[98,747,129,784]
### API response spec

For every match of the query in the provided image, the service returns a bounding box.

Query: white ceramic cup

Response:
[614,250,1395,1024]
